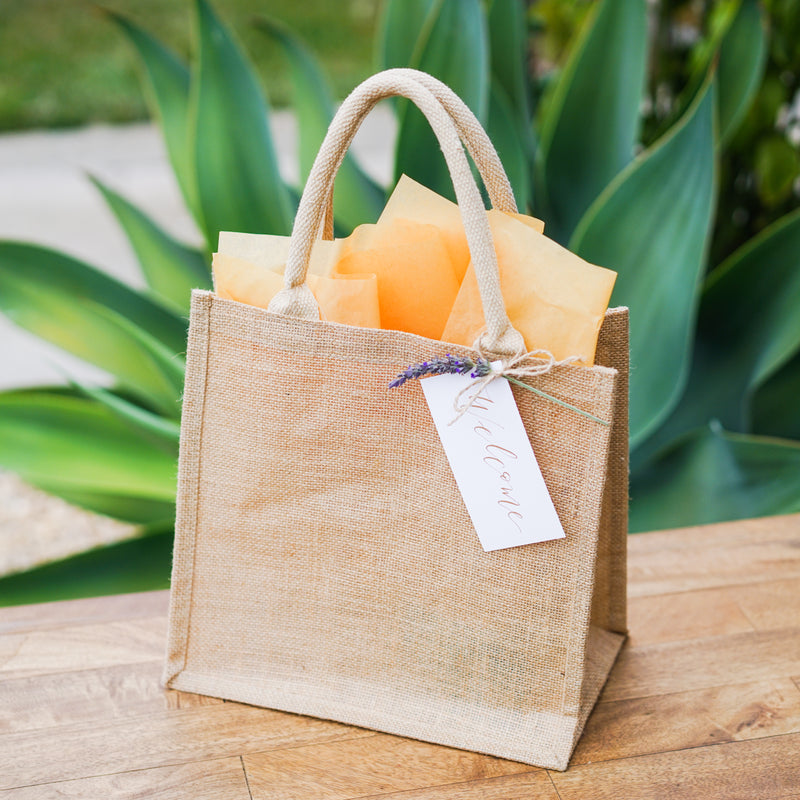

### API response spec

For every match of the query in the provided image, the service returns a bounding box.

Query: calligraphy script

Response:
[420,372,565,552]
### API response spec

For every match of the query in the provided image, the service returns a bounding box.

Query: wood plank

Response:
[0,617,166,681]
[347,772,559,800]
[0,661,221,735]
[552,733,800,800]
[736,577,800,631]
[628,513,800,597]
[0,703,370,790]
[0,590,168,635]
[628,586,754,646]
[243,733,532,800]
[574,678,800,764]
[602,628,800,702]
[0,757,249,800]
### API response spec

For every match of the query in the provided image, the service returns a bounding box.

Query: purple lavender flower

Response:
[389,354,491,388]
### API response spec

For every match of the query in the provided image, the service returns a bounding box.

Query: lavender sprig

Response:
[389,354,492,388]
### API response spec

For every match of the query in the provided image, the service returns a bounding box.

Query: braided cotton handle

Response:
[320,68,518,239]
[268,69,524,357]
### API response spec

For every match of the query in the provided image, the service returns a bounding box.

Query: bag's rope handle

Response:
[320,67,518,240]
[268,69,525,357]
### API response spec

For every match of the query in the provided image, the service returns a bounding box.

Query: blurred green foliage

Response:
[0,0,379,130]
[0,0,799,604]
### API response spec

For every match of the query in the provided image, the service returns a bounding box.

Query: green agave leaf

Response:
[487,0,530,124]
[90,176,210,313]
[487,0,533,210]
[105,310,186,414]
[382,0,489,200]
[571,78,717,448]
[0,256,184,413]
[0,242,186,351]
[192,0,293,243]
[71,380,181,452]
[536,0,648,243]
[629,422,800,533]
[255,17,385,231]
[0,390,177,523]
[0,243,187,409]
[0,532,174,606]
[751,352,800,440]
[488,80,530,211]
[377,0,437,73]
[108,11,199,224]
[716,0,767,145]
[633,206,800,470]
[699,206,800,403]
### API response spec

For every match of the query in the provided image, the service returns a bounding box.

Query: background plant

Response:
[1,0,799,604]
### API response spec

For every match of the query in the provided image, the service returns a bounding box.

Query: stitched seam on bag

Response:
[560,371,617,719]
[166,291,213,685]
[181,293,214,677]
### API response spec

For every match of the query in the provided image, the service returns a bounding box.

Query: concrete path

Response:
[0,109,395,390]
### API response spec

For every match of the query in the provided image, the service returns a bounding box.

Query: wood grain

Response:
[602,627,800,702]
[0,660,220,735]
[320,771,561,800]
[0,590,168,636]
[552,733,800,800]
[243,733,532,800]
[1,514,799,798]
[0,702,369,790]
[574,678,800,764]
[627,585,755,646]
[0,757,250,800]
[0,617,166,681]
[627,514,800,597]
[735,577,800,631]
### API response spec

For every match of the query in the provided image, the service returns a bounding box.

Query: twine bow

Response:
[389,349,610,427]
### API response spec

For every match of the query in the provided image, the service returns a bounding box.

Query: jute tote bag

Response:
[164,69,628,772]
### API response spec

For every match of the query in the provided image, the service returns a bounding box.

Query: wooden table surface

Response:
[1,515,799,799]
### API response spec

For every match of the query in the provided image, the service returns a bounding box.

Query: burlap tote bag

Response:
[164,69,629,772]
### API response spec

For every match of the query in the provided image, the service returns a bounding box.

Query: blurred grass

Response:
[0,0,380,131]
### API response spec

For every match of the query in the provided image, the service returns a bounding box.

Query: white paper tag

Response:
[420,371,565,552]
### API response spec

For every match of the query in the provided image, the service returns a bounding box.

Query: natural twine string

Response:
[451,348,609,427]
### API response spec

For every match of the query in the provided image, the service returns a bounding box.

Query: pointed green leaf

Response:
[377,0,437,72]
[703,206,800,399]
[536,0,648,243]
[102,310,186,414]
[91,176,210,313]
[192,0,293,242]
[0,532,174,606]
[255,17,385,231]
[632,208,800,469]
[0,242,186,352]
[487,0,533,210]
[382,0,489,200]
[717,0,767,144]
[571,79,717,448]
[487,80,531,210]
[488,0,530,123]
[71,380,181,451]
[108,11,200,224]
[0,390,177,523]
[630,423,800,533]
[752,352,800,440]
[0,244,185,412]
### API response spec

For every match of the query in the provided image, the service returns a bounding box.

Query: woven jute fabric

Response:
[164,68,628,771]
[163,293,628,771]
